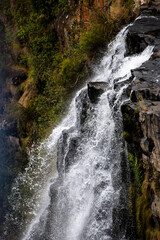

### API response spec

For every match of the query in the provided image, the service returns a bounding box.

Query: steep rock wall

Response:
[56,0,137,49]
[0,19,28,230]
[122,1,160,239]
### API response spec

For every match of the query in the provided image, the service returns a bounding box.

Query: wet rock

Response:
[11,70,28,86]
[114,77,131,91]
[57,128,80,177]
[88,82,107,103]
[49,179,59,201]
[0,106,4,114]
[0,67,10,83]
[126,2,160,56]
[129,17,160,35]
[57,129,70,177]
[122,99,160,172]
[76,89,90,129]
[126,32,149,56]
[112,206,136,240]
[65,136,80,170]
[130,56,160,87]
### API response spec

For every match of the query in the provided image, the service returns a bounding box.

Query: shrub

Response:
[17,27,30,44]
[18,54,28,68]
[79,17,119,57]
[79,24,105,56]
[60,55,85,87]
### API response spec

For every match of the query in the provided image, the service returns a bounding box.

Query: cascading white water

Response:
[3,25,154,240]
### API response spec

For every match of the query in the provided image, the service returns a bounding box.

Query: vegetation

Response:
[122,0,134,11]
[0,0,137,144]
[0,0,141,236]
[0,0,124,145]
[128,153,143,193]
[123,105,160,239]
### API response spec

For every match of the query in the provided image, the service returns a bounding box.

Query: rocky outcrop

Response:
[88,81,107,103]
[122,1,160,239]
[55,0,137,50]
[0,16,28,231]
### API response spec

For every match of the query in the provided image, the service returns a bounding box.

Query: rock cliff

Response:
[122,0,160,238]
[56,0,136,50]
[0,19,28,229]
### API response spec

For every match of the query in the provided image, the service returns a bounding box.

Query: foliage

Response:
[122,0,134,11]
[18,54,28,68]
[123,131,131,142]
[79,18,119,56]
[136,195,152,237]
[128,153,143,193]
[60,55,86,87]
[2,0,123,144]
[133,171,160,239]
[137,93,147,112]
[79,25,105,56]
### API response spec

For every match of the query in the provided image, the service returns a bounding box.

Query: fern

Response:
[128,153,143,192]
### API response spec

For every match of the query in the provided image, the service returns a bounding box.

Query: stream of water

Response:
[3,25,154,240]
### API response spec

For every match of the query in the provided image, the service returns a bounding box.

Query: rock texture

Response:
[122,1,160,239]
[55,0,136,50]
[88,81,107,103]
[0,17,27,230]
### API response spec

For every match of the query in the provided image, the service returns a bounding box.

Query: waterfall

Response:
[3,25,154,240]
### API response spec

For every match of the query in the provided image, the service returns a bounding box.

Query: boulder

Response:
[87,82,108,103]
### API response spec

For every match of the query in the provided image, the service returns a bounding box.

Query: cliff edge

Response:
[122,0,160,239]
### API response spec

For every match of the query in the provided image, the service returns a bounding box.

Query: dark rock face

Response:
[141,0,160,15]
[57,128,80,177]
[122,1,160,238]
[75,89,90,130]
[0,18,28,234]
[129,17,160,35]
[126,0,160,56]
[88,82,107,103]
[125,6,160,170]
